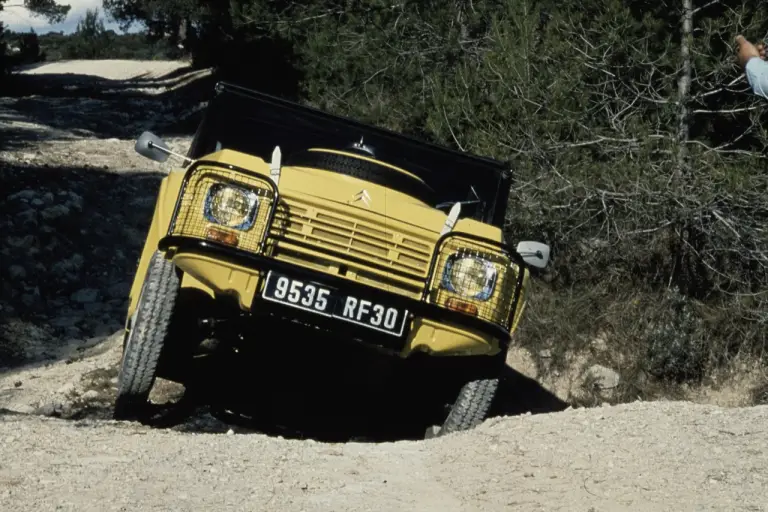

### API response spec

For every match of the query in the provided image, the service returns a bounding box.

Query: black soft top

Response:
[187,81,511,226]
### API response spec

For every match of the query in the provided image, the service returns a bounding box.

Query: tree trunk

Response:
[676,0,693,174]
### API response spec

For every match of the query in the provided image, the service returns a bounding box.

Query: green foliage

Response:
[19,0,71,23]
[66,9,113,59]
[17,29,43,63]
[0,0,71,23]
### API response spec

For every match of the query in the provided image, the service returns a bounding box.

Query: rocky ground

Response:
[1,60,768,511]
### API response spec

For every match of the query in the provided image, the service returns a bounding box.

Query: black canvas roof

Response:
[187,81,511,226]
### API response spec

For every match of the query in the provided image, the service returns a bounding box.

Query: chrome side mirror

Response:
[516,241,550,269]
[135,131,171,162]
[135,131,193,166]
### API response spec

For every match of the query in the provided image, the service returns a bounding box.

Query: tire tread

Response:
[114,252,179,419]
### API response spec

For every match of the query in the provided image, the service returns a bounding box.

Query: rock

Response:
[83,302,104,315]
[30,198,45,207]
[64,326,82,339]
[40,204,70,220]
[50,316,82,328]
[65,192,84,211]
[585,365,620,391]
[16,210,37,226]
[21,292,39,307]
[90,323,114,337]
[57,383,76,395]
[52,254,84,275]
[71,288,100,304]
[7,189,37,201]
[107,282,131,300]
[35,400,72,417]
[6,235,35,249]
[8,265,27,280]
[42,192,54,203]
[81,390,99,400]
[49,298,69,308]
[15,405,35,415]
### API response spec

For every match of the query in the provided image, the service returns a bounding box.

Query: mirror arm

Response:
[148,141,193,165]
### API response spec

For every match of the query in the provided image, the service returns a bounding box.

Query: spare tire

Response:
[285,149,436,205]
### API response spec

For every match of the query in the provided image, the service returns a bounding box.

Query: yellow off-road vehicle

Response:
[115,82,550,436]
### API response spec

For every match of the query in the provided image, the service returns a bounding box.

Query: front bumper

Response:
[159,236,518,356]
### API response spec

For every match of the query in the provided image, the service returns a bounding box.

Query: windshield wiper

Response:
[435,199,481,209]
[435,186,482,210]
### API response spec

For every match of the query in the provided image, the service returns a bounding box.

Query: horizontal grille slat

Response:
[267,196,435,298]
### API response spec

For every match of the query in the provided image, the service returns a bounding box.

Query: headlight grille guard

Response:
[422,232,528,331]
[166,160,280,253]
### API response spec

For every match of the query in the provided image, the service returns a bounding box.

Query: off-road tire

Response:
[438,378,499,436]
[114,251,180,421]
[285,149,435,203]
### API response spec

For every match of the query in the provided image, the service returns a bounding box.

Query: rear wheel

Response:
[114,251,181,421]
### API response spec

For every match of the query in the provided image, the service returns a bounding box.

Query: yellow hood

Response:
[197,149,502,241]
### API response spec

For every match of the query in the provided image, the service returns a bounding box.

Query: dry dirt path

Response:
[2,60,768,511]
[1,402,767,511]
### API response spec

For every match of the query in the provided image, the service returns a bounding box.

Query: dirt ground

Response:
[2,60,768,511]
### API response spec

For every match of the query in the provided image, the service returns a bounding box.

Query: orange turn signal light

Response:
[206,226,239,247]
[445,297,478,316]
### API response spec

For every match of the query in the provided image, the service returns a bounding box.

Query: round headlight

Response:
[441,255,498,301]
[204,183,259,230]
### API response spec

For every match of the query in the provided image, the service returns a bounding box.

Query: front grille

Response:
[268,195,434,298]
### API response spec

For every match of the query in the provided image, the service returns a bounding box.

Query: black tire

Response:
[285,149,436,204]
[114,251,180,421]
[437,378,499,436]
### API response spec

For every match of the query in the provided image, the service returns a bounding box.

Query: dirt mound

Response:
[1,401,767,510]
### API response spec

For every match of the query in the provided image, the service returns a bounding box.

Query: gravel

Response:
[1,402,767,511]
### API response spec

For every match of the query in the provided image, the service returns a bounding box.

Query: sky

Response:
[1,0,142,34]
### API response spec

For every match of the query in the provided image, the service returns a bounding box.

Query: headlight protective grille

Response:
[169,166,276,252]
[426,235,524,329]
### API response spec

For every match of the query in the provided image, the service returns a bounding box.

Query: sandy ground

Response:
[16,59,192,81]
[2,60,768,511]
[2,402,767,511]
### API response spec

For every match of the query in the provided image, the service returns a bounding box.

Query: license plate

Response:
[261,271,409,337]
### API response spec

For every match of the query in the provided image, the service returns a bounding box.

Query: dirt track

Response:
[2,60,768,511]
[2,401,768,511]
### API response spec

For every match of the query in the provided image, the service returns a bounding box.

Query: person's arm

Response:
[745,56,768,99]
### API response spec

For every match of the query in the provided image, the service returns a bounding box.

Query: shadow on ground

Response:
[0,162,164,367]
[115,333,570,443]
[0,71,215,152]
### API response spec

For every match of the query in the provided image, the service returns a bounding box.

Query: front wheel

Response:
[114,251,181,421]
[433,378,499,437]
